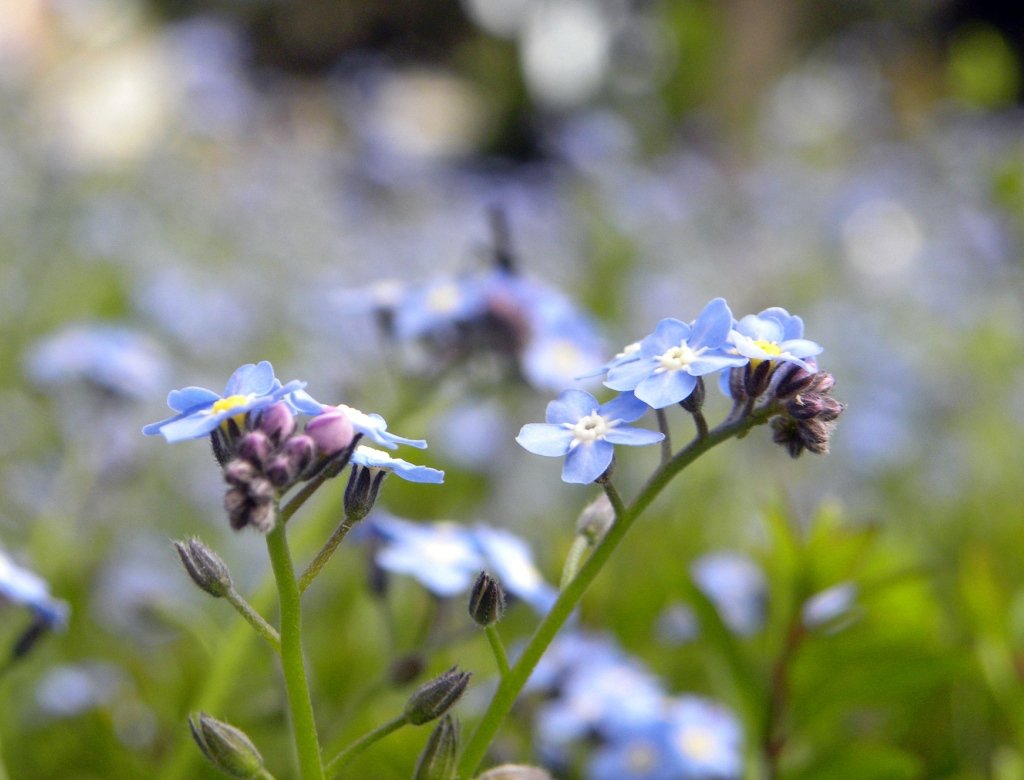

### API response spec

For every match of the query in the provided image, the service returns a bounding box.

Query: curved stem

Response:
[456,402,779,777]
[266,523,325,780]
[324,715,408,776]
[655,408,672,465]
[298,515,357,595]
[224,587,281,652]
[485,625,511,680]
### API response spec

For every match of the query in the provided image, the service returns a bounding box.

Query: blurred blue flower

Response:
[663,696,744,778]
[801,582,858,630]
[473,526,558,614]
[577,341,642,380]
[24,324,169,400]
[690,552,767,636]
[350,445,445,484]
[728,307,822,370]
[516,390,663,484]
[0,547,69,628]
[142,361,304,443]
[393,276,489,340]
[605,299,747,408]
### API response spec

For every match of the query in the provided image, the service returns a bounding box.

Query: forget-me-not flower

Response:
[690,551,768,636]
[728,307,822,371]
[350,445,445,483]
[516,389,664,484]
[294,392,426,450]
[604,298,747,409]
[142,361,304,443]
[1,548,69,628]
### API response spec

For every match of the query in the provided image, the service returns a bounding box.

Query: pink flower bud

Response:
[257,402,296,443]
[305,412,355,456]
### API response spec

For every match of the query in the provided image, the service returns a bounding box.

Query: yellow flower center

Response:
[571,412,609,443]
[211,394,251,414]
[751,339,783,357]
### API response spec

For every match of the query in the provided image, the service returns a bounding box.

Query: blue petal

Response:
[167,386,219,413]
[779,338,823,359]
[286,389,326,416]
[156,412,221,443]
[562,440,614,484]
[516,424,574,456]
[604,358,656,392]
[689,298,733,349]
[635,371,696,409]
[604,426,665,446]
[759,307,803,340]
[222,362,259,395]
[598,391,650,423]
[142,412,184,436]
[735,313,784,343]
[546,389,599,425]
[686,353,748,376]
[640,319,690,357]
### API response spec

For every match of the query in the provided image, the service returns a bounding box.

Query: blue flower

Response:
[690,552,767,636]
[473,526,558,614]
[728,307,822,370]
[664,696,744,778]
[142,361,305,443]
[516,390,664,484]
[350,445,445,483]
[604,298,748,409]
[801,583,858,630]
[24,323,169,400]
[577,340,643,380]
[0,547,69,628]
[299,397,426,450]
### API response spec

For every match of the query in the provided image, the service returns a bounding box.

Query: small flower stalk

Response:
[189,712,266,779]
[405,667,472,725]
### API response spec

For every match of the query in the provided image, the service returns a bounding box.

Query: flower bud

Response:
[727,366,748,402]
[188,712,265,779]
[344,464,387,521]
[224,488,249,526]
[771,416,804,459]
[281,434,317,477]
[475,766,554,780]
[236,430,271,467]
[404,667,471,725]
[679,376,706,413]
[175,537,232,598]
[744,360,773,399]
[257,401,296,444]
[576,493,614,541]
[468,571,506,627]
[246,501,276,534]
[413,715,459,780]
[223,458,257,488]
[773,363,817,399]
[305,411,355,457]
[247,477,275,504]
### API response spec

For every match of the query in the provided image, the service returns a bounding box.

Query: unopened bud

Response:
[774,364,817,399]
[248,477,275,504]
[797,418,832,455]
[264,454,296,488]
[727,366,748,402]
[224,488,249,527]
[576,493,614,541]
[469,571,506,627]
[344,464,387,521]
[175,537,232,598]
[305,411,356,457]
[744,360,773,399]
[223,459,257,488]
[247,501,276,534]
[188,712,265,779]
[236,431,271,467]
[680,376,706,413]
[257,402,296,444]
[475,765,554,780]
[771,416,804,459]
[413,715,459,780]
[404,667,471,725]
[281,434,317,477]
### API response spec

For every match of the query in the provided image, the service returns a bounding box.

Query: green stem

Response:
[266,523,325,780]
[485,625,511,680]
[224,587,281,652]
[655,408,672,465]
[324,714,408,776]
[456,402,779,777]
[559,535,591,590]
[298,515,357,595]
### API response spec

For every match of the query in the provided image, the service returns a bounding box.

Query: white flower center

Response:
[657,343,701,372]
[677,724,718,761]
[569,412,609,443]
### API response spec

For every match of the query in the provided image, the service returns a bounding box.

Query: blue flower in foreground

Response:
[604,298,747,409]
[728,307,822,371]
[1,548,69,628]
[142,361,304,443]
[350,445,445,483]
[516,390,663,484]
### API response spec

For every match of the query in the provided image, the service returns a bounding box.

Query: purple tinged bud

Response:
[468,571,506,627]
[236,431,271,466]
[728,366,748,403]
[248,477,275,504]
[412,715,459,780]
[744,360,773,398]
[224,487,248,518]
[281,434,317,476]
[223,458,257,487]
[305,412,355,457]
[189,712,265,779]
[774,364,817,399]
[257,401,295,444]
[247,502,276,534]
[404,667,471,725]
[264,454,294,488]
[175,537,232,598]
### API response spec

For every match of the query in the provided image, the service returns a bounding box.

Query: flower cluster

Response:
[1,547,69,664]
[144,362,443,532]
[527,631,744,779]
[518,299,842,482]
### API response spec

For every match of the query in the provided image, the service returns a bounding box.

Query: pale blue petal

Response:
[640,319,690,357]
[598,391,650,423]
[287,389,326,415]
[157,412,221,443]
[546,389,599,424]
[604,426,665,446]
[142,413,183,436]
[562,440,614,484]
[735,313,783,343]
[635,371,696,409]
[689,298,733,349]
[516,424,574,456]
[223,362,259,395]
[167,386,219,413]
[779,338,823,358]
[604,358,657,392]
[686,353,748,376]
[759,307,803,340]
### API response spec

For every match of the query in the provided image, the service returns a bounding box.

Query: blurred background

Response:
[2,0,1023,777]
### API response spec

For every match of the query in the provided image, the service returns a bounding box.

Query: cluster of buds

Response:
[769,365,843,457]
[214,402,358,533]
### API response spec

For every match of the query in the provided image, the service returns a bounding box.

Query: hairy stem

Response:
[485,625,511,680]
[324,715,408,776]
[224,587,281,652]
[298,514,357,594]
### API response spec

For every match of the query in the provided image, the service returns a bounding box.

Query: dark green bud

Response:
[344,464,387,522]
[404,666,471,725]
[175,538,232,598]
[188,712,264,778]
[468,571,505,627]
[412,715,459,780]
